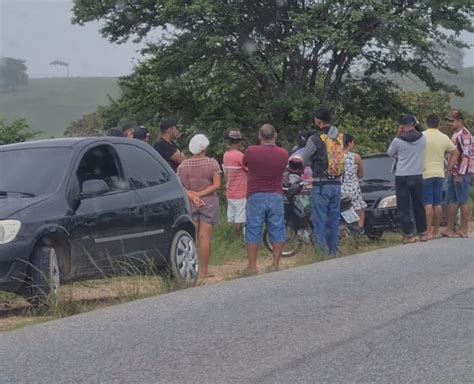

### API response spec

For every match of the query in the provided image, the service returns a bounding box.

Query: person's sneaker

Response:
[419,233,428,242]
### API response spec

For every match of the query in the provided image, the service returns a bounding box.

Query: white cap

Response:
[189,134,210,155]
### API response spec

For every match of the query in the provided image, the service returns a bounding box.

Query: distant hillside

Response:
[0,77,121,138]
[0,70,471,140]
[392,67,474,111]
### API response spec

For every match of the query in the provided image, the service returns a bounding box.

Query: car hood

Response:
[360,181,395,207]
[0,195,51,219]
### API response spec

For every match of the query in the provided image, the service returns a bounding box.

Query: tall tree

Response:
[72,0,473,146]
[49,60,70,78]
[0,57,29,90]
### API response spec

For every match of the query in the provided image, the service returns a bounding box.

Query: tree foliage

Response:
[72,0,473,150]
[0,57,29,90]
[0,116,38,145]
[64,111,105,137]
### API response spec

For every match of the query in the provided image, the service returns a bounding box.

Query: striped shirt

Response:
[223,149,247,199]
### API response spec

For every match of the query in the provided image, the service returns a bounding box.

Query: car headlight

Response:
[378,195,397,209]
[0,220,22,244]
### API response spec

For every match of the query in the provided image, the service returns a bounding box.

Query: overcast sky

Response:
[1,0,473,78]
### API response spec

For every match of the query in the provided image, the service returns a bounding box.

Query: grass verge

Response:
[0,227,452,332]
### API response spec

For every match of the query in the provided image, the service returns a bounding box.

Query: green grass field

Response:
[0,77,121,138]
[0,68,472,139]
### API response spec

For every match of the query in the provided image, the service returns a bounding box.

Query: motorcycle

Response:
[263,180,360,256]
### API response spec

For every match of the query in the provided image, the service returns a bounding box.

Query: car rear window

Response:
[0,147,72,196]
[363,156,395,182]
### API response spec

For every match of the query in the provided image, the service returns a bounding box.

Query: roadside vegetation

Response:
[0,225,405,332]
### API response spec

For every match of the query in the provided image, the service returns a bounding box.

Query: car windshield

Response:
[362,156,395,182]
[0,148,72,196]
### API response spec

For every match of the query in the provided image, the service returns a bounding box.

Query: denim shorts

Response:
[245,193,285,245]
[447,175,471,204]
[423,177,444,206]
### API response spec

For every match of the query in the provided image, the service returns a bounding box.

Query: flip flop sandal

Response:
[403,236,418,244]
[441,232,460,238]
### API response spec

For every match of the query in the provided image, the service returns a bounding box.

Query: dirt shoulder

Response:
[1,223,473,332]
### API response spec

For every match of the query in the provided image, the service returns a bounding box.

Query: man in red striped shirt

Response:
[223,130,248,237]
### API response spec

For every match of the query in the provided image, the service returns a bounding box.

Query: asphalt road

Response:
[1,239,473,383]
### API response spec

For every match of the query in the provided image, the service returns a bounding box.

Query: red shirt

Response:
[243,145,289,197]
[223,149,247,199]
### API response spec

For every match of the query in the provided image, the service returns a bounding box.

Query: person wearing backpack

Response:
[303,107,345,256]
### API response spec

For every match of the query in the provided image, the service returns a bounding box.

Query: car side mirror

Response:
[80,179,110,199]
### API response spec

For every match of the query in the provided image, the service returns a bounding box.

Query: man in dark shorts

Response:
[243,124,289,272]
[153,117,186,172]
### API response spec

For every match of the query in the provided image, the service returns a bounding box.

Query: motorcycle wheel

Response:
[366,229,384,241]
[263,224,301,257]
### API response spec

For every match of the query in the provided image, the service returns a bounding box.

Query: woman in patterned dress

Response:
[341,134,367,231]
[177,134,222,278]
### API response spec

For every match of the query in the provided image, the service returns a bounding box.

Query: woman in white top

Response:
[341,134,367,231]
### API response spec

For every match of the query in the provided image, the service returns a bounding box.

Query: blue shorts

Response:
[423,177,444,206]
[245,193,286,245]
[447,175,471,204]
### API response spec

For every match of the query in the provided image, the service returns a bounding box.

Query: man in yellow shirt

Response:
[423,114,459,239]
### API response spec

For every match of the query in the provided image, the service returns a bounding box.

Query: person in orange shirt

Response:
[222,130,248,237]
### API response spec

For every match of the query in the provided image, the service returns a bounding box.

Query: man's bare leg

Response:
[233,223,243,238]
[424,204,433,239]
[432,205,442,238]
[442,203,458,236]
[246,244,258,272]
[271,243,284,271]
[458,203,471,236]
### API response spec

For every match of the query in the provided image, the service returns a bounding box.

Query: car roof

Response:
[0,137,135,151]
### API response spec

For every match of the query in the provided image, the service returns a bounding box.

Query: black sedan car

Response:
[0,137,198,303]
[361,154,399,240]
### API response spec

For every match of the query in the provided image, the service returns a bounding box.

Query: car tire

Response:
[24,245,60,306]
[264,225,301,257]
[169,230,199,285]
[366,229,384,241]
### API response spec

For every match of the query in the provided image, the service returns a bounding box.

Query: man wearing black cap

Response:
[153,117,186,172]
[388,114,427,243]
[303,107,345,256]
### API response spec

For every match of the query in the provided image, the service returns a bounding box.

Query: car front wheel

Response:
[169,230,199,285]
[25,245,60,306]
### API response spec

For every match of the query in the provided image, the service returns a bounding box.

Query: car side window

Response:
[76,145,127,191]
[116,143,171,189]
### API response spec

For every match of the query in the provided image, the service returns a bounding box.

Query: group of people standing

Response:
[388,110,472,243]
[109,107,472,278]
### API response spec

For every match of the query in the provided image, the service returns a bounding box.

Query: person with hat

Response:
[222,130,248,238]
[177,134,222,278]
[442,110,472,238]
[388,114,427,243]
[133,126,150,143]
[154,117,186,172]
